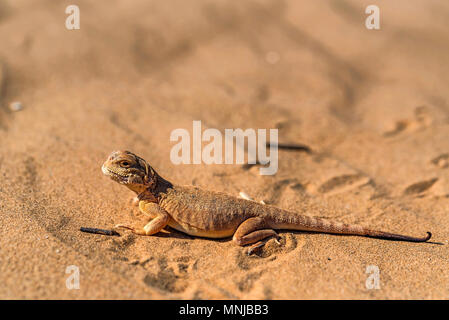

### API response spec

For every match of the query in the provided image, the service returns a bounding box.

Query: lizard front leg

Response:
[115,202,169,236]
[233,217,281,255]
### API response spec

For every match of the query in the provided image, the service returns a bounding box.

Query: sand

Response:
[0,0,448,299]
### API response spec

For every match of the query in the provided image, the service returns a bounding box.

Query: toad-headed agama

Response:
[102,151,431,254]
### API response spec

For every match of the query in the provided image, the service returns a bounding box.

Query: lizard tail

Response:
[363,230,431,242]
[267,209,432,243]
[310,222,432,243]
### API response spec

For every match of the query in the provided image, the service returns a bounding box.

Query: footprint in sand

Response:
[383,106,433,137]
[235,233,303,271]
[141,256,195,293]
[403,178,438,196]
[316,173,371,196]
[431,154,449,169]
[236,271,264,293]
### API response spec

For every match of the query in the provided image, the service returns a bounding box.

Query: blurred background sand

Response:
[0,0,448,299]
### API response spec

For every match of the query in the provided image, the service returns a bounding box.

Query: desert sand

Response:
[0,0,448,299]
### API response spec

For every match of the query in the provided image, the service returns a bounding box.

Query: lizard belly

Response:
[167,218,236,238]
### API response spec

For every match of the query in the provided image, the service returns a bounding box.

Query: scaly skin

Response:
[102,150,432,254]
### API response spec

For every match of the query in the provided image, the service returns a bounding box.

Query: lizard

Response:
[102,150,432,254]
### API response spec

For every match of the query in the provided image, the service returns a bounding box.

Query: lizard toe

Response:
[114,224,134,231]
[115,224,147,235]
[246,242,265,255]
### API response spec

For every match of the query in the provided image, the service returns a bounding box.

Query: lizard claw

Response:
[114,224,147,235]
[246,242,265,256]
[247,235,282,255]
[246,248,256,256]
[114,224,135,231]
[274,233,283,245]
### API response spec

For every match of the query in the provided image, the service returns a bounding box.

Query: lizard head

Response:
[102,150,154,194]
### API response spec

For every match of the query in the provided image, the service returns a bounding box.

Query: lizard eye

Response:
[120,161,130,167]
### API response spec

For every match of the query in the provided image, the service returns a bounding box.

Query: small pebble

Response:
[265,51,280,64]
[55,249,60,253]
[437,158,448,168]
[9,101,23,112]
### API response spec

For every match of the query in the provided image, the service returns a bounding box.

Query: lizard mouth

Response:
[102,164,129,184]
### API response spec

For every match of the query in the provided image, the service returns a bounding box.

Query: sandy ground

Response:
[1,0,449,299]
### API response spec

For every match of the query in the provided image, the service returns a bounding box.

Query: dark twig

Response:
[80,227,120,236]
[266,142,312,153]
[242,142,312,170]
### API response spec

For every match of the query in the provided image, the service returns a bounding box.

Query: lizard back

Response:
[158,185,265,237]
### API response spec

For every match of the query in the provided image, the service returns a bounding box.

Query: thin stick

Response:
[80,227,120,236]
[266,142,312,153]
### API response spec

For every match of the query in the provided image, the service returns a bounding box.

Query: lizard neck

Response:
[137,172,173,202]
